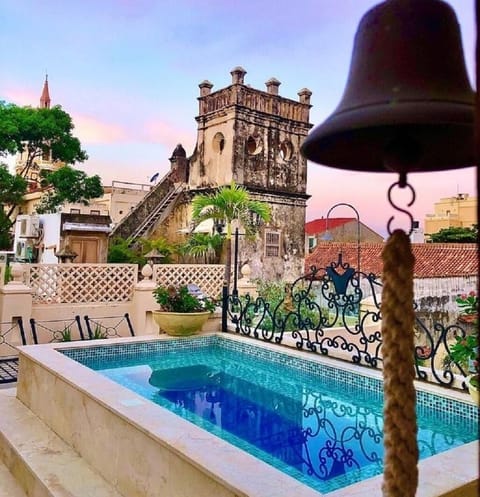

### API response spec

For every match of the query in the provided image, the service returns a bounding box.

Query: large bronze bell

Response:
[301,0,475,174]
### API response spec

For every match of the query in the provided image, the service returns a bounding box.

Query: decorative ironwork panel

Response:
[228,255,384,369]
[29,316,85,343]
[0,319,27,384]
[84,313,135,339]
[153,264,225,300]
[225,255,476,393]
[24,264,137,304]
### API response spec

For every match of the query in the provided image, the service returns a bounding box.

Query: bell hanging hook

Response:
[386,177,416,236]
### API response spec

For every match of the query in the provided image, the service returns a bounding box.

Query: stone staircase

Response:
[110,172,184,243]
[0,388,123,497]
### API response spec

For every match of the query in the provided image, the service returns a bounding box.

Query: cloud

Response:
[73,114,196,151]
[72,114,129,144]
[142,119,195,153]
[2,88,39,106]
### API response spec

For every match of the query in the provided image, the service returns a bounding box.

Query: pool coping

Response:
[16,332,479,497]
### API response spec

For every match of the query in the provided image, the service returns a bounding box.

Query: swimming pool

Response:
[62,334,478,495]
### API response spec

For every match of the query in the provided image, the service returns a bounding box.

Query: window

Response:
[212,132,225,153]
[279,140,293,161]
[247,135,262,155]
[70,208,81,214]
[90,210,100,215]
[265,231,280,257]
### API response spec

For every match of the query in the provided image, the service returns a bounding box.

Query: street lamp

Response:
[322,202,361,277]
[144,248,164,266]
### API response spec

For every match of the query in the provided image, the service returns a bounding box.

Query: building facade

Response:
[115,67,313,282]
[305,218,384,253]
[424,193,477,236]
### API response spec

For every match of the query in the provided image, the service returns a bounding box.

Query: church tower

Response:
[40,75,51,109]
[15,75,61,189]
[188,67,313,281]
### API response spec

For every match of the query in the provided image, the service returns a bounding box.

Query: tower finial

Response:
[40,74,51,109]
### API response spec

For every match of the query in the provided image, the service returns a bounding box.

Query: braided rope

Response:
[381,230,418,497]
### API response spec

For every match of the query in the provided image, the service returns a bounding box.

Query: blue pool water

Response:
[63,336,478,494]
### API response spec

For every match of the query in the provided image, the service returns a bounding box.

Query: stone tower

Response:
[188,67,313,281]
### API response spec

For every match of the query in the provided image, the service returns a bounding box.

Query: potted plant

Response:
[448,333,479,403]
[152,284,216,336]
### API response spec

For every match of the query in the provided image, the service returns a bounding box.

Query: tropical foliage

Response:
[35,166,103,213]
[107,236,174,265]
[0,164,26,249]
[428,226,477,243]
[107,237,144,264]
[178,233,224,263]
[153,285,215,313]
[0,101,91,245]
[456,291,478,317]
[191,181,271,286]
[0,101,87,178]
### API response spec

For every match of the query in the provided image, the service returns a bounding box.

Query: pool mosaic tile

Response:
[59,334,478,494]
[61,334,478,422]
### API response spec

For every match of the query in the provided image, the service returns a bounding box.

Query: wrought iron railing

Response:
[0,319,27,384]
[224,255,475,393]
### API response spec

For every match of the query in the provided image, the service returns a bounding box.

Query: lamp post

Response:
[233,227,240,297]
[144,248,164,266]
[322,202,361,277]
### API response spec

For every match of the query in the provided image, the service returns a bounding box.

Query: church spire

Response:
[40,74,51,109]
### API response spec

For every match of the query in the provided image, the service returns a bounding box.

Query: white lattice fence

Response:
[23,264,138,304]
[153,264,225,299]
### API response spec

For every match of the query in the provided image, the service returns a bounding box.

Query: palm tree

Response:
[180,233,224,263]
[191,181,271,288]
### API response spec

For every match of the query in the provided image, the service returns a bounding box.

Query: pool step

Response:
[0,460,27,497]
[0,388,123,497]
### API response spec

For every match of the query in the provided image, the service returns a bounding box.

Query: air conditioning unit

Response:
[15,241,27,259]
[15,241,34,261]
[17,215,40,238]
[0,251,14,264]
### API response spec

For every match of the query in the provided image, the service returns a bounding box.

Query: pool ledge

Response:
[15,334,480,497]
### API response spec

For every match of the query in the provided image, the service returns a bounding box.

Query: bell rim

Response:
[301,102,475,173]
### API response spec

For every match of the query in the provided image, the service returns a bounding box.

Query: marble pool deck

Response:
[0,332,478,497]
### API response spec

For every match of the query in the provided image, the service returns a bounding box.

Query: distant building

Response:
[13,205,111,264]
[98,181,151,225]
[424,193,477,237]
[305,217,383,253]
[410,220,425,243]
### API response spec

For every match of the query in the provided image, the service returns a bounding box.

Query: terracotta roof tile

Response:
[305,218,355,235]
[305,242,478,278]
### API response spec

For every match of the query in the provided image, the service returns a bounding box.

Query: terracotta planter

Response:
[153,310,211,336]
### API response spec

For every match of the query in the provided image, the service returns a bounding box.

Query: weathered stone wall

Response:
[232,108,308,195]
[413,275,477,329]
[235,191,307,283]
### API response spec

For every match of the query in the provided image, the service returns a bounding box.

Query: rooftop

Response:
[305,242,478,278]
